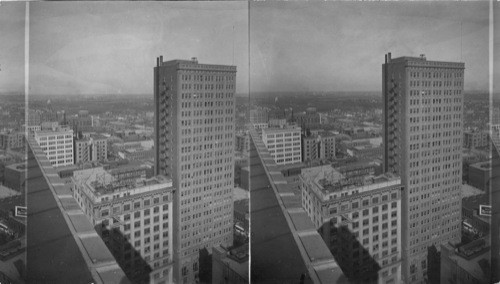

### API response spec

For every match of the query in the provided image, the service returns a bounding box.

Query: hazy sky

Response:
[0,2,25,94]
[250,1,490,93]
[0,2,493,96]
[28,2,249,96]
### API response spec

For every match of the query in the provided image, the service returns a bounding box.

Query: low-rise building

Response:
[302,131,336,162]
[74,134,108,164]
[441,238,491,284]
[119,147,155,161]
[3,163,27,193]
[464,130,489,149]
[235,132,249,154]
[72,167,174,284]
[212,244,249,284]
[0,131,25,150]
[462,193,490,238]
[300,165,402,283]
[34,123,73,167]
[261,126,301,165]
[249,108,268,125]
[469,160,500,191]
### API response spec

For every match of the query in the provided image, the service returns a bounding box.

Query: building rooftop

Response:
[301,164,399,198]
[445,238,491,282]
[0,185,21,199]
[234,199,249,214]
[34,127,73,135]
[233,186,249,201]
[25,135,130,284]
[5,162,27,172]
[463,193,490,213]
[249,130,345,283]
[214,244,249,280]
[158,57,237,71]
[462,184,485,199]
[73,167,171,199]
[262,126,301,133]
[470,159,500,171]
[389,55,464,65]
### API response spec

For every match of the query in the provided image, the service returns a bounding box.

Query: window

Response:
[352,202,359,209]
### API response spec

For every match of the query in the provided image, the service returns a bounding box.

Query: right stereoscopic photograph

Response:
[248,1,496,284]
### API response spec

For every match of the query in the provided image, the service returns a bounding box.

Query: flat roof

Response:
[250,130,345,283]
[5,162,27,172]
[160,58,237,71]
[0,185,22,199]
[445,240,490,282]
[301,164,399,195]
[462,184,485,198]
[463,193,490,212]
[389,55,464,66]
[74,167,171,198]
[26,135,130,284]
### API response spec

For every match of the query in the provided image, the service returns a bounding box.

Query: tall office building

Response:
[154,57,236,283]
[382,53,464,283]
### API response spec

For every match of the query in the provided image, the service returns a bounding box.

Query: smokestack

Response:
[159,56,163,65]
[388,52,391,62]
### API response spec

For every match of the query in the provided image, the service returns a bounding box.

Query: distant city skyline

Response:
[250,1,489,93]
[27,2,248,96]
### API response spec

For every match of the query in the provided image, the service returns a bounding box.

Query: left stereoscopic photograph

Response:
[1,1,249,284]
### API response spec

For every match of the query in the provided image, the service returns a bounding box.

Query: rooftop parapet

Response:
[26,134,130,284]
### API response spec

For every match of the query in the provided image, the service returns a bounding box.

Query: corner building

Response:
[154,57,236,283]
[72,168,174,284]
[382,53,464,283]
[301,165,403,283]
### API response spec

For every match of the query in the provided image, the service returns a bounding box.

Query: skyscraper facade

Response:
[154,57,236,283]
[382,53,464,283]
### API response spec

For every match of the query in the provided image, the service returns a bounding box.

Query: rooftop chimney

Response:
[420,54,426,60]
[191,57,198,63]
